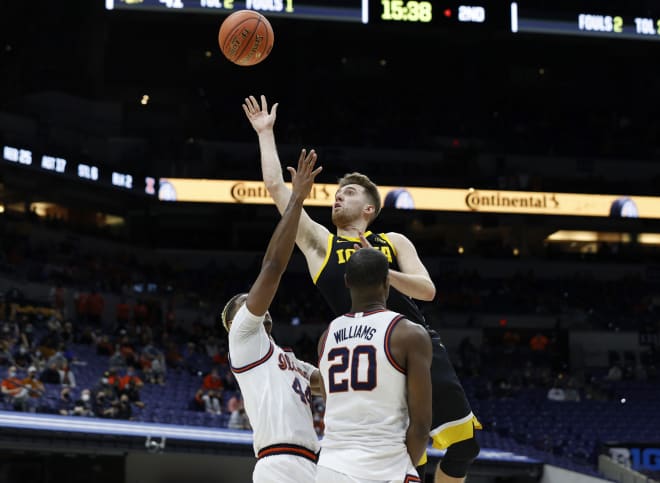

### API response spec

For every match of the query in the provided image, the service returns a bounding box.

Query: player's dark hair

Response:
[338,172,381,223]
[220,293,248,332]
[345,248,389,288]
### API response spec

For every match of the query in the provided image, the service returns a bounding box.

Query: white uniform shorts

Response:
[315,466,421,483]
[253,454,317,483]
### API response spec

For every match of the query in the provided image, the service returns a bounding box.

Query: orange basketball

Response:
[218,10,274,67]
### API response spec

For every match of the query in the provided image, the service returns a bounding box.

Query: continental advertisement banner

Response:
[157,178,660,219]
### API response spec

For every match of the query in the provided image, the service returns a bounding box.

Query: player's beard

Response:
[331,208,355,228]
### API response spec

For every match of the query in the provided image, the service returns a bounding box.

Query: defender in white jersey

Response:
[316,248,433,483]
[220,148,323,483]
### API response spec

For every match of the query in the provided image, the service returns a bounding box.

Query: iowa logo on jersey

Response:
[335,246,393,264]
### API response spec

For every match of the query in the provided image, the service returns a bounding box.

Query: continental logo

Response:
[230,182,332,203]
[465,190,559,212]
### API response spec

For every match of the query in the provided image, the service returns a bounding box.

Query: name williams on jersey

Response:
[333,325,376,343]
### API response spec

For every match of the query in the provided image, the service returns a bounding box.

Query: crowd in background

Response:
[0,210,658,424]
[2,209,659,336]
[0,201,657,482]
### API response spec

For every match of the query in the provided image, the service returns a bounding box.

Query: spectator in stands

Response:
[203,335,222,364]
[106,368,121,391]
[60,320,75,346]
[182,341,207,375]
[0,322,19,347]
[13,344,33,371]
[58,360,77,388]
[62,344,77,365]
[57,387,76,415]
[192,387,206,412]
[137,323,154,348]
[190,368,224,415]
[92,372,119,418]
[0,341,18,368]
[37,330,58,360]
[108,344,127,372]
[95,334,114,356]
[226,391,243,414]
[202,367,223,393]
[118,334,138,368]
[109,393,133,420]
[212,338,229,367]
[22,365,45,412]
[45,317,62,343]
[194,386,223,415]
[120,377,145,410]
[119,366,143,392]
[71,388,93,417]
[46,343,68,370]
[71,388,94,417]
[20,322,36,348]
[222,369,238,392]
[1,365,28,411]
[140,340,166,385]
[228,405,251,430]
[39,361,62,385]
[164,339,184,370]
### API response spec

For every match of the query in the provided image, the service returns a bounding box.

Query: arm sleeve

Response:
[291,356,317,380]
[228,304,271,367]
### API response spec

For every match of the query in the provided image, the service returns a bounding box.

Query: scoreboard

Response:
[511,2,660,41]
[104,0,368,23]
[104,0,660,42]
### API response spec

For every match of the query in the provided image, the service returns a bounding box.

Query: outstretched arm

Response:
[355,232,436,301]
[242,95,289,211]
[245,149,322,317]
[243,95,330,260]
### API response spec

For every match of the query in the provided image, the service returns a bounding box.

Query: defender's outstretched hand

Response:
[353,232,373,251]
[243,94,278,134]
[287,149,322,199]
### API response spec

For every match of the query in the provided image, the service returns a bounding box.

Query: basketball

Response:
[218,10,274,67]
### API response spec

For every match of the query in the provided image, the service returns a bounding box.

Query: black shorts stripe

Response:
[257,443,319,463]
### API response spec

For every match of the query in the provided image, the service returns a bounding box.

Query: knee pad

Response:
[439,437,480,478]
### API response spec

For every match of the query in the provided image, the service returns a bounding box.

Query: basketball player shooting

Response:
[243,94,482,483]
